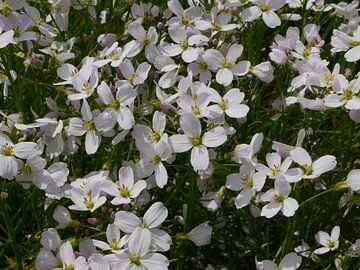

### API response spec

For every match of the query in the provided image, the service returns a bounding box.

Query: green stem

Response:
[0,201,22,270]
[299,186,337,208]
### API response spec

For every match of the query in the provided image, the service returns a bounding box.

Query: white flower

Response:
[67,99,102,155]
[109,227,169,270]
[314,226,340,254]
[162,25,208,63]
[325,78,360,110]
[290,147,337,179]
[345,169,360,192]
[119,59,151,86]
[167,0,202,28]
[69,184,107,212]
[242,0,286,28]
[208,88,249,120]
[59,241,87,270]
[53,205,79,229]
[136,140,171,188]
[127,22,159,62]
[203,44,250,86]
[0,133,42,180]
[187,222,212,246]
[102,166,146,205]
[96,81,137,131]
[115,202,172,252]
[169,113,227,170]
[232,133,263,164]
[132,111,168,148]
[260,177,299,218]
[256,252,302,270]
[93,224,128,254]
[226,162,266,208]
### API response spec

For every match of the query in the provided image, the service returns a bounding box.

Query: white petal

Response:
[180,113,201,137]
[279,252,302,270]
[117,107,135,130]
[232,61,250,76]
[182,47,199,63]
[128,22,146,40]
[13,142,42,158]
[191,145,209,170]
[226,104,249,118]
[169,135,193,153]
[261,202,282,218]
[202,127,227,147]
[281,198,298,217]
[235,189,253,209]
[144,202,168,228]
[263,11,281,28]
[114,211,141,233]
[203,49,224,70]
[216,68,233,86]
[97,81,114,105]
[290,147,312,166]
[85,130,101,155]
[226,44,243,62]
[345,46,360,62]
[151,228,172,251]
[155,162,168,188]
[313,155,336,175]
[119,166,134,188]
[129,227,151,256]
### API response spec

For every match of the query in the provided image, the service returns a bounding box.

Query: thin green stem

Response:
[299,186,337,208]
[0,201,22,270]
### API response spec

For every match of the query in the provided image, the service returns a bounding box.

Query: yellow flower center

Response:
[342,88,353,101]
[110,99,120,111]
[274,194,284,203]
[260,3,269,12]
[191,136,202,146]
[111,238,122,250]
[219,98,228,111]
[244,175,254,188]
[181,16,190,26]
[302,164,313,176]
[83,191,94,210]
[119,185,130,198]
[198,61,208,70]
[223,61,233,69]
[130,254,142,266]
[84,121,96,131]
[23,163,32,175]
[2,143,13,156]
